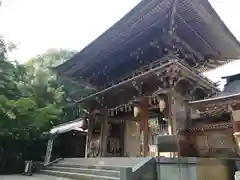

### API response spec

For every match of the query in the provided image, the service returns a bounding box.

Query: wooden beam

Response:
[168,0,179,33]
[74,59,217,104]
[59,75,96,90]
[75,60,173,104]
[173,35,204,61]
[176,13,220,56]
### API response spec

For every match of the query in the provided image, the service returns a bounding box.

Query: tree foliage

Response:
[0,37,81,173]
[0,40,76,140]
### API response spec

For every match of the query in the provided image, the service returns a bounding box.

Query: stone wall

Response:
[156,157,232,180]
[156,157,197,180]
[236,171,240,180]
[234,161,240,180]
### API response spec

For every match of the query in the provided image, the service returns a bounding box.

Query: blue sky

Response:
[0,0,239,88]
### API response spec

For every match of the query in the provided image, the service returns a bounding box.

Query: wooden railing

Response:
[150,123,169,136]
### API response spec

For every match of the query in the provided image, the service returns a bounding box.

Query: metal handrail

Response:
[44,157,64,167]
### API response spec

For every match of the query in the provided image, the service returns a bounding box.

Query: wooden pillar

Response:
[232,109,240,155]
[99,111,108,157]
[140,97,149,157]
[120,120,126,156]
[178,103,191,156]
[167,92,178,157]
[167,92,178,134]
[167,93,173,135]
[85,118,94,158]
[171,96,177,135]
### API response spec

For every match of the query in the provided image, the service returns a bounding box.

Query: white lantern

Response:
[134,106,141,117]
[158,98,166,112]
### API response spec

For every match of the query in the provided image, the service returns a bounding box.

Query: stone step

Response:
[40,169,120,180]
[34,174,73,180]
[47,166,120,177]
[55,163,122,171]
[59,157,148,167]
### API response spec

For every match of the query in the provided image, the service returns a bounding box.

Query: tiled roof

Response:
[55,0,240,79]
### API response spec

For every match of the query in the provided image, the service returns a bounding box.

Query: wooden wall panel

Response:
[193,129,237,157]
[124,120,141,156]
[196,158,229,180]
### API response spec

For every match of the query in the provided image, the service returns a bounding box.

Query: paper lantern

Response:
[134,106,141,118]
[158,98,166,112]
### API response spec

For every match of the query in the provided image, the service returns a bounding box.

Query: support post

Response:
[120,120,126,156]
[140,97,149,157]
[167,93,173,135]
[99,110,108,157]
[171,94,177,135]
[44,133,57,165]
[167,92,178,157]
[85,118,94,158]
[232,110,240,156]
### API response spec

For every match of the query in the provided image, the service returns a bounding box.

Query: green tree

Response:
[0,39,79,173]
[0,43,72,139]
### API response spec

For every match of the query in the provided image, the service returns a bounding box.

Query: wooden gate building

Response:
[50,0,240,161]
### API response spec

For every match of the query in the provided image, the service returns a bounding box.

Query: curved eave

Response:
[50,119,86,134]
[196,59,233,73]
[203,0,240,52]
[74,59,218,104]
[55,0,240,76]
[189,92,240,108]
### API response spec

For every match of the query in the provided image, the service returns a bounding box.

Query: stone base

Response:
[235,171,240,180]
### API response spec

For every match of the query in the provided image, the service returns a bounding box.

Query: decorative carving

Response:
[189,123,232,132]
[156,63,182,89]
[167,64,181,87]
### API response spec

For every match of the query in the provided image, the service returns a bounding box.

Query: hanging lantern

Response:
[134,106,141,118]
[120,106,124,112]
[128,105,132,112]
[158,96,166,112]
[149,97,152,105]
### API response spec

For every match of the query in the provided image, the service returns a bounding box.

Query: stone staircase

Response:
[40,157,154,180]
[41,164,120,180]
